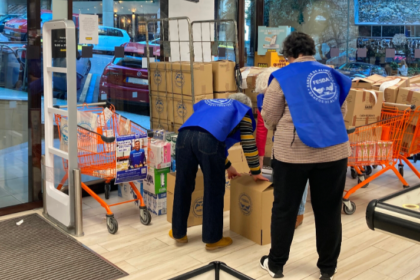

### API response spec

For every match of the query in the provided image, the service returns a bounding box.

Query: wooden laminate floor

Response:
[3,164,420,280]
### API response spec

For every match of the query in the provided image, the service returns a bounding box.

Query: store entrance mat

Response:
[169,262,254,280]
[0,214,127,280]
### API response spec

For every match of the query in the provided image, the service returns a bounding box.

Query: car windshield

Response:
[113,56,143,69]
[339,63,371,74]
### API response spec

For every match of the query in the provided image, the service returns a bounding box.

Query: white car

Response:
[93,26,131,53]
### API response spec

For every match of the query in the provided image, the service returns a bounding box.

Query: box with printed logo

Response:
[151,91,173,122]
[144,190,167,216]
[230,175,273,245]
[168,93,214,125]
[144,167,171,195]
[150,62,172,92]
[344,89,384,129]
[167,170,231,228]
[168,62,213,96]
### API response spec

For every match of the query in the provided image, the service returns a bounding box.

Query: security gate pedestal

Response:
[42,20,83,236]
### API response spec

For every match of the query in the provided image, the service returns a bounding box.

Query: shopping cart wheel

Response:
[139,206,152,225]
[365,166,373,176]
[398,164,404,177]
[358,176,369,188]
[350,168,357,179]
[372,165,378,169]
[343,200,356,215]
[104,183,111,200]
[106,215,118,234]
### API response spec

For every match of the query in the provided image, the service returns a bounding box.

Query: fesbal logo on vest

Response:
[204,99,234,107]
[306,69,338,104]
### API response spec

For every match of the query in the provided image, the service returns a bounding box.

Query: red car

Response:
[4,10,79,41]
[99,48,149,112]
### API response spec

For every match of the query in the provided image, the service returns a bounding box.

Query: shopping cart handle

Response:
[347,128,355,134]
[101,135,115,143]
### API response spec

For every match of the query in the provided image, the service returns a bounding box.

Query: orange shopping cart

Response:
[343,103,411,215]
[397,104,420,184]
[54,102,152,234]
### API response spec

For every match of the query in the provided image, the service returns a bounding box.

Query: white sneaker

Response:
[259,256,284,278]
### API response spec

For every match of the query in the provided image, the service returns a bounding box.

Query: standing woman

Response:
[254,67,308,229]
[259,32,352,280]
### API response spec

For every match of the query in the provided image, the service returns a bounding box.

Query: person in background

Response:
[399,59,408,77]
[170,93,268,251]
[259,32,351,280]
[129,140,145,169]
[254,67,308,229]
[385,64,392,76]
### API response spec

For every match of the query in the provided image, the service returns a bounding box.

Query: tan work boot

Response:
[295,215,304,229]
[205,237,233,251]
[169,229,188,243]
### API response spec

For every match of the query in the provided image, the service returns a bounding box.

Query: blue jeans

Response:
[172,128,226,243]
[298,182,309,215]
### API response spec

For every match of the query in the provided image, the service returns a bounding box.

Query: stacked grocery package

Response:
[142,130,175,216]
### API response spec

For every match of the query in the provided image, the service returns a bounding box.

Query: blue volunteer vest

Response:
[180,99,256,151]
[257,94,264,113]
[269,61,351,148]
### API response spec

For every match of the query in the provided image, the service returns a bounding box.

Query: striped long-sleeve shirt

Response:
[225,114,261,175]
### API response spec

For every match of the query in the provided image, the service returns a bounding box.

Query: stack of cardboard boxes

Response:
[345,75,415,129]
[149,62,214,132]
[212,60,238,99]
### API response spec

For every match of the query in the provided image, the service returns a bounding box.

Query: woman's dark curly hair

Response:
[282,32,316,59]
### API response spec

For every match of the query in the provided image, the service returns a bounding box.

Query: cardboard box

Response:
[214,92,235,99]
[150,62,171,92]
[265,130,274,158]
[254,51,288,68]
[240,67,266,102]
[344,89,384,129]
[168,93,213,125]
[144,167,171,194]
[167,170,231,228]
[230,175,273,245]
[169,62,213,96]
[151,92,171,121]
[351,74,385,90]
[144,190,167,216]
[212,60,237,92]
[409,74,420,84]
[372,76,409,103]
[396,87,420,125]
[151,118,170,131]
[226,145,250,189]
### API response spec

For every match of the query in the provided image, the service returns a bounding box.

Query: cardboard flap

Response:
[231,175,273,193]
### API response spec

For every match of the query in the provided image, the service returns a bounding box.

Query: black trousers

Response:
[269,157,347,274]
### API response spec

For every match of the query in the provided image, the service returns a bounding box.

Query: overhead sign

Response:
[258,26,291,56]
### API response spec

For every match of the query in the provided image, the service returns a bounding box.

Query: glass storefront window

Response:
[262,0,420,78]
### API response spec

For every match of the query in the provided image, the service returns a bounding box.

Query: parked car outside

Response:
[3,11,79,41]
[121,40,160,57]
[93,26,131,53]
[337,62,387,79]
[0,15,19,32]
[99,47,149,113]
[14,44,91,97]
